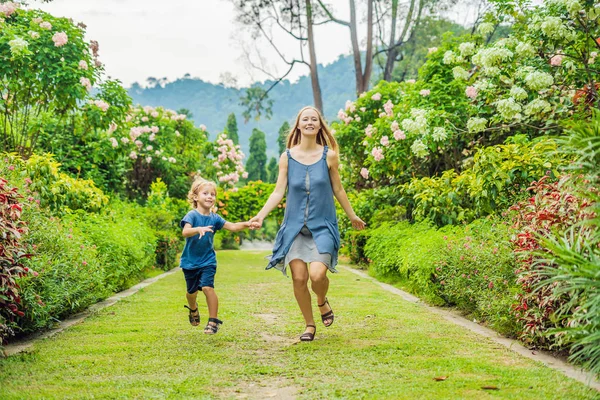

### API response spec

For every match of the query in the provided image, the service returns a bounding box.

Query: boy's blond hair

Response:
[187,178,217,208]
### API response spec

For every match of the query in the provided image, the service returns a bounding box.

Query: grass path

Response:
[0,251,597,399]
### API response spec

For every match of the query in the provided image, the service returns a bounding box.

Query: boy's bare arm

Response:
[222,221,251,232]
[182,223,214,238]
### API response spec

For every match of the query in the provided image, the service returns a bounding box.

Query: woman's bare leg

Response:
[289,259,315,335]
[309,262,333,326]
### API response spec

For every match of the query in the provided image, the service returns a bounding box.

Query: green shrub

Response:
[17,205,108,334]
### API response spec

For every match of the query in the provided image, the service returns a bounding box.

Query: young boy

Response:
[180,178,250,334]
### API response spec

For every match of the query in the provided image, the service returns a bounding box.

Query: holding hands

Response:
[249,215,264,230]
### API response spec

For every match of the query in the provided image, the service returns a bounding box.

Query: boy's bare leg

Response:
[202,287,219,332]
[186,291,200,326]
[290,260,316,335]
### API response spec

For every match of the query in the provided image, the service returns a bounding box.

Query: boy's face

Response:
[194,185,216,209]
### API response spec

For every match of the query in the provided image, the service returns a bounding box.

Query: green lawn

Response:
[0,251,597,399]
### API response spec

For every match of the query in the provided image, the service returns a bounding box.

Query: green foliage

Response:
[266,157,278,184]
[5,152,108,214]
[402,136,568,226]
[277,120,290,154]
[224,113,239,145]
[364,218,521,335]
[246,128,268,182]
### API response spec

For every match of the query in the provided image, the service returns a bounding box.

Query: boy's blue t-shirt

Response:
[179,210,226,269]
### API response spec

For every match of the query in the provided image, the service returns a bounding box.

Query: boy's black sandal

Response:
[204,318,223,334]
[299,325,316,342]
[318,298,335,327]
[184,305,200,326]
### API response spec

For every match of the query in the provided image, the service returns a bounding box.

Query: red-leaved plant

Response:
[509,175,595,349]
[0,177,33,345]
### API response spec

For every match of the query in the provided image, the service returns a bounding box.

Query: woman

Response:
[249,106,366,341]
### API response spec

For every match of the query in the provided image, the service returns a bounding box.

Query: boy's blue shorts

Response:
[182,265,216,294]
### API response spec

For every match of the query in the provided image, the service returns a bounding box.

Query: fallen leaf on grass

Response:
[482,385,500,390]
[433,376,448,381]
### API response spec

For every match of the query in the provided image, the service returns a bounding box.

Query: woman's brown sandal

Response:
[204,318,223,335]
[184,305,200,326]
[318,298,335,327]
[299,325,316,342]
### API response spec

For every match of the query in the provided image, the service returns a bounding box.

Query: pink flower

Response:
[149,133,156,141]
[383,100,394,117]
[465,86,477,99]
[371,147,384,161]
[52,32,68,47]
[82,261,88,266]
[145,156,152,164]
[0,2,19,17]
[199,124,207,131]
[24,178,32,185]
[371,92,382,101]
[360,168,369,179]
[428,47,438,54]
[380,136,389,146]
[94,99,109,112]
[406,79,416,84]
[365,124,374,137]
[8,165,14,171]
[393,130,406,140]
[129,151,138,160]
[151,111,159,118]
[488,281,494,289]
[151,126,159,134]
[390,121,399,131]
[242,171,249,179]
[39,21,52,30]
[78,60,88,70]
[550,54,563,66]
[80,77,92,91]
[419,89,431,97]
[109,137,118,148]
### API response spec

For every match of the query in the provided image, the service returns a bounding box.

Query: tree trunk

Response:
[349,0,363,94]
[360,0,374,93]
[383,0,399,81]
[305,0,324,113]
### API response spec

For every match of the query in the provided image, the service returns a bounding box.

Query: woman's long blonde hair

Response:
[286,106,338,152]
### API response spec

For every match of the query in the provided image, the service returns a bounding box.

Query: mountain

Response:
[127,54,361,159]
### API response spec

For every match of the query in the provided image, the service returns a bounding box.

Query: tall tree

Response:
[278,121,290,154]
[224,113,239,145]
[232,0,324,119]
[246,128,268,181]
[317,0,374,95]
[267,157,278,183]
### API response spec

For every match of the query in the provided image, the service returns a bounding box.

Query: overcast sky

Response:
[33,0,479,88]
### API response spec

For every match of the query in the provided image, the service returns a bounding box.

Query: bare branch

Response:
[315,0,350,27]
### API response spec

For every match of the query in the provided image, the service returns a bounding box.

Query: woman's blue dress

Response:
[267,146,340,276]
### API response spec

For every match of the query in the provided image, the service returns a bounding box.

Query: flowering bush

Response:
[333,0,599,190]
[210,134,247,189]
[0,6,101,156]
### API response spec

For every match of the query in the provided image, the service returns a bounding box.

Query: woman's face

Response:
[298,108,321,137]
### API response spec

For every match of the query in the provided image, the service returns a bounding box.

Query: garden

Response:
[1,0,599,391]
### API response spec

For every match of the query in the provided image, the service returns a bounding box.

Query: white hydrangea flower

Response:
[459,42,476,57]
[467,117,487,133]
[411,139,429,158]
[540,16,575,40]
[510,86,528,101]
[443,50,464,65]
[478,22,494,35]
[472,47,513,68]
[432,127,448,142]
[482,66,501,77]
[496,98,522,120]
[452,66,470,81]
[515,42,536,58]
[524,98,552,116]
[524,71,554,91]
[8,37,28,57]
